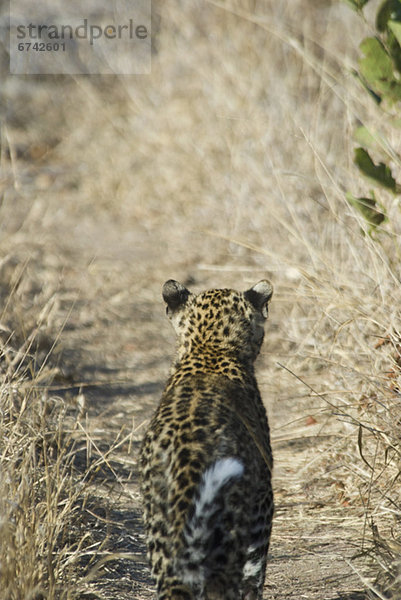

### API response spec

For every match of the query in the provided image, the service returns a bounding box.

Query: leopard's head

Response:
[162,279,273,362]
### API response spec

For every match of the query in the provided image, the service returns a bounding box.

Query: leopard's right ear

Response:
[162,280,191,313]
[244,280,273,319]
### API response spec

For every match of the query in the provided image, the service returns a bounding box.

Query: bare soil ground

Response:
[1,1,400,598]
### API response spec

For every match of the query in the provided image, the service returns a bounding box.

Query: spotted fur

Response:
[140,280,274,600]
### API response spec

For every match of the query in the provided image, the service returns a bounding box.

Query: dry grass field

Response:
[0,0,400,598]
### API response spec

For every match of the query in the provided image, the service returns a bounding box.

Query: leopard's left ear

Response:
[244,280,273,319]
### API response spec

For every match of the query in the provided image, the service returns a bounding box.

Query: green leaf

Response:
[388,19,401,46]
[354,147,396,190]
[346,192,387,228]
[359,37,394,81]
[358,37,401,102]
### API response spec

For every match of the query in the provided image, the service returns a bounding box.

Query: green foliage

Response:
[358,37,401,103]
[354,148,396,190]
[345,0,401,234]
[346,192,387,235]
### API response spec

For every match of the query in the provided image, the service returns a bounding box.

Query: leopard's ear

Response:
[162,280,191,312]
[244,280,273,319]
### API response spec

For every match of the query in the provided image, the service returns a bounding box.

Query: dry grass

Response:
[0,381,79,600]
[1,0,401,597]
[0,259,87,598]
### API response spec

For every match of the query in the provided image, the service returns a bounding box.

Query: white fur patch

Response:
[243,558,262,579]
[195,457,244,515]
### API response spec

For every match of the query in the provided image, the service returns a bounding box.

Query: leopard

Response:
[139,279,274,600]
